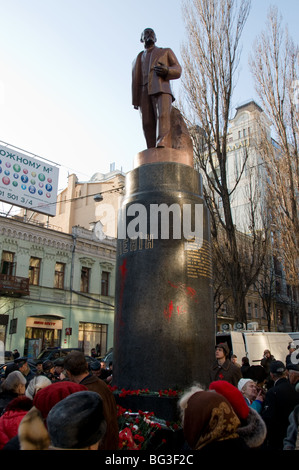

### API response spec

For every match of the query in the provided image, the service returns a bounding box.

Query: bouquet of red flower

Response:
[117,406,180,450]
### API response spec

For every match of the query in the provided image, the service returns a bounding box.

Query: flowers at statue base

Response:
[108,386,182,450]
[117,406,181,450]
[109,385,180,398]
[158,389,179,397]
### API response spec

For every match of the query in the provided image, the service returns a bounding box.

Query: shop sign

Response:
[26,317,62,329]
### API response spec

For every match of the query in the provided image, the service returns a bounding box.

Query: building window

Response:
[29,257,41,285]
[80,267,90,293]
[1,251,15,275]
[101,271,110,296]
[254,303,258,318]
[54,262,65,289]
[276,279,281,294]
[248,302,252,319]
[78,322,108,357]
[277,309,283,327]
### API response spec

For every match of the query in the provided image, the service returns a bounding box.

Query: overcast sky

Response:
[0,0,298,200]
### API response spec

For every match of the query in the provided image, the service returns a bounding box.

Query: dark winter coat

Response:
[262,377,299,450]
[209,359,242,387]
[260,355,275,375]
[79,374,119,450]
[283,404,299,450]
[0,391,19,416]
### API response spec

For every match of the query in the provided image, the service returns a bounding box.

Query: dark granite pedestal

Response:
[114,392,180,422]
[113,160,215,393]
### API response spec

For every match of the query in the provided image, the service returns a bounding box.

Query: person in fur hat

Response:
[46,391,107,450]
[209,380,267,449]
[32,380,88,420]
[18,407,50,450]
[178,384,249,451]
[2,381,88,450]
[18,391,107,451]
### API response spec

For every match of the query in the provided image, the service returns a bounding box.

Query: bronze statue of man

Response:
[132,28,182,149]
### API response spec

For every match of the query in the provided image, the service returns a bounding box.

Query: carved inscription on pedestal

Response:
[186,239,213,279]
[118,235,154,255]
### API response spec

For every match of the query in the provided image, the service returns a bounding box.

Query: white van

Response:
[216,330,294,365]
[288,332,299,349]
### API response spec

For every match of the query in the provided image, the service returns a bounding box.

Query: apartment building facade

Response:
[0,215,116,359]
[25,168,126,238]
[206,101,299,332]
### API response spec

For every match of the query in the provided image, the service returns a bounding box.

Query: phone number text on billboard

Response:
[0,145,59,216]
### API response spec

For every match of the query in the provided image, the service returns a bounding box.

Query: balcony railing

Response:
[0,274,30,297]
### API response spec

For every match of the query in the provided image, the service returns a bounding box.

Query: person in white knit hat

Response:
[238,378,264,414]
[25,375,52,400]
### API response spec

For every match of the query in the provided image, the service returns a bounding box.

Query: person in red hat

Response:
[208,380,267,449]
[32,381,88,421]
[1,380,88,450]
[178,382,266,451]
[209,342,242,387]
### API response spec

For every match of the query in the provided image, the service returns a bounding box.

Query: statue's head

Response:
[140,28,157,46]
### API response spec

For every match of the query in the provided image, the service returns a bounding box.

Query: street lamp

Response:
[93,194,104,202]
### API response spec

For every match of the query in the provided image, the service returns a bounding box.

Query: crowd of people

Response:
[0,351,118,450]
[198,341,299,451]
[0,342,298,451]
